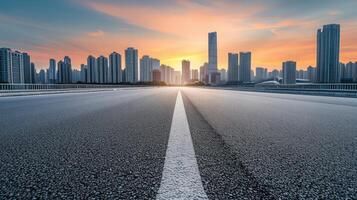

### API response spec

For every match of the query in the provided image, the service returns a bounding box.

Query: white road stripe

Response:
[156,90,208,200]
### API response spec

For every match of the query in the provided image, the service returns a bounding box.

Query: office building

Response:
[109,52,122,83]
[218,68,227,82]
[228,53,238,82]
[80,64,87,83]
[125,47,138,83]
[49,59,56,84]
[87,55,96,83]
[283,61,296,84]
[239,52,251,82]
[199,63,208,83]
[22,52,33,83]
[316,24,340,83]
[182,60,191,84]
[208,32,218,83]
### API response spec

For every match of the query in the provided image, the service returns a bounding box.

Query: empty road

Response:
[0,87,356,199]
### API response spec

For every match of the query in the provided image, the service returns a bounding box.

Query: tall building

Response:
[191,69,199,81]
[199,63,208,83]
[30,63,36,83]
[228,53,238,82]
[22,52,33,83]
[57,56,72,84]
[87,55,97,83]
[0,48,26,84]
[109,52,122,83]
[283,61,296,84]
[353,62,357,82]
[125,47,138,83]
[80,64,87,83]
[182,60,191,84]
[255,67,266,82]
[152,58,160,70]
[208,32,218,83]
[152,69,161,82]
[48,59,56,84]
[173,71,181,85]
[140,55,153,82]
[38,69,46,84]
[97,56,108,84]
[72,69,81,83]
[316,24,340,83]
[307,66,316,82]
[239,52,251,82]
[160,65,174,84]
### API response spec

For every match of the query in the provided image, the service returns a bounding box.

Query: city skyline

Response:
[1,1,357,70]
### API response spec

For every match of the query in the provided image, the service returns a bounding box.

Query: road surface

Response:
[0,87,356,199]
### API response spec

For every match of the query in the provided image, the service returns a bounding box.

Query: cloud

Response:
[87,30,105,37]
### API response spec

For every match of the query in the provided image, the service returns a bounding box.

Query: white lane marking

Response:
[156,90,208,200]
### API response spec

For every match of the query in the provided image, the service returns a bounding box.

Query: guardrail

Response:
[0,84,129,91]
[256,83,357,91]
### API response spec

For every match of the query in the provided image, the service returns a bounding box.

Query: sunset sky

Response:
[1,0,357,71]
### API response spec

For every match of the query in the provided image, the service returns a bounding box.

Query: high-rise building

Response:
[239,52,251,82]
[72,69,81,83]
[228,53,238,82]
[208,32,218,83]
[191,69,199,81]
[345,62,354,80]
[283,61,296,84]
[199,63,208,83]
[109,52,122,83]
[97,56,108,84]
[316,24,340,83]
[38,69,46,84]
[87,55,96,83]
[255,67,266,82]
[140,55,153,82]
[22,52,33,83]
[125,47,138,83]
[0,48,26,84]
[307,66,316,82]
[152,58,160,70]
[182,60,191,84]
[80,64,87,83]
[49,59,56,84]
[30,62,36,83]
[173,71,181,85]
[57,56,72,84]
[152,69,161,82]
[160,64,174,84]
[353,62,357,82]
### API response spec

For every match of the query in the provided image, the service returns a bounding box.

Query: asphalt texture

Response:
[182,88,357,199]
[0,88,178,199]
[0,87,356,199]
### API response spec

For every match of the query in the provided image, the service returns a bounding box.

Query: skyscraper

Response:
[228,53,238,82]
[316,24,340,83]
[208,32,217,83]
[97,56,108,84]
[22,52,32,83]
[140,55,153,82]
[125,47,138,83]
[109,52,122,83]
[199,63,208,83]
[283,61,296,84]
[49,59,56,84]
[57,56,72,84]
[80,64,87,83]
[255,67,266,82]
[239,52,251,82]
[182,60,190,84]
[0,48,26,84]
[87,55,96,83]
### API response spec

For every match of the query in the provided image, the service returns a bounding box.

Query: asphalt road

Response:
[0,87,356,199]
